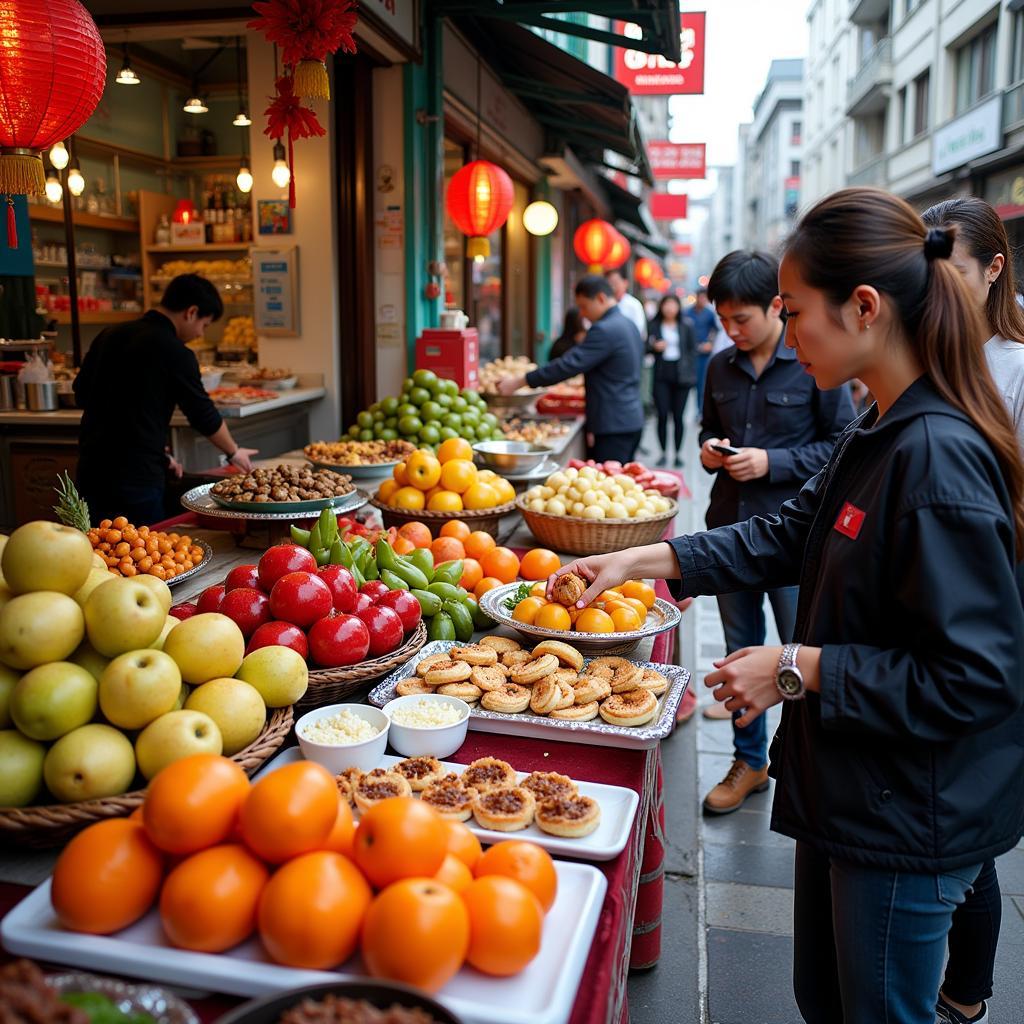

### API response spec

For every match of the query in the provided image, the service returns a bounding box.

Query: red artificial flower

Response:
[248,0,358,66]
[263,75,326,142]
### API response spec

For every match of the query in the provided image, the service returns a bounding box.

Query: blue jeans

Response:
[794,842,982,1024]
[715,586,798,769]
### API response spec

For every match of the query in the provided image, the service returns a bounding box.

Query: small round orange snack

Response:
[353,796,448,889]
[550,571,587,608]
[475,840,558,913]
[462,875,544,976]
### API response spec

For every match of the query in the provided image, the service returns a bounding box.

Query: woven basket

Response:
[515,495,678,555]
[299,621,427,713]
[369,497,518,538]
[0,706,294,849]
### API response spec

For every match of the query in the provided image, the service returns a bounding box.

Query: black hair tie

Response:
[924,226,954,261]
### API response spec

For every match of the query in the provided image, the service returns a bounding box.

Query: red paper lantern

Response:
[446,160,514,261]
[634,258,660,288]
[573,219,618,273]
[603,229,631,271]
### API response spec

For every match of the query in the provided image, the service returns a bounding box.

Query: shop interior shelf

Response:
[28,206,139,234]
[49,311,140,325]
[145,243,251,253]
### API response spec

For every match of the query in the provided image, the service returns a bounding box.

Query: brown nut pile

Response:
[212,464,354,503]
[500,417,569,445]
[304,439,417,466]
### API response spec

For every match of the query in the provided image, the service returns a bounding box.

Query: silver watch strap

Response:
[778,643,801,671]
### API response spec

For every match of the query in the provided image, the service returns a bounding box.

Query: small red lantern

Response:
[172,200,196,225]
[603,229,631,271]
[634,258,660,289]
[573,219,618,273]
[446,160,514,261]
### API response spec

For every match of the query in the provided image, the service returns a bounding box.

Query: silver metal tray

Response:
[47,971,199,1024]
[498,458,561,482]
[181,483,368,521]
[165,538,214,588]
[368,640,690,750]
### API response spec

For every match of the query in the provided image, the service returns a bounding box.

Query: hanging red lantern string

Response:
[445,160,515,261]
[634,257,661,289]
[573,219,618,273]
[263,74,326,208]
[0,0,106,247]
[603,229,631,272]
[248,0,358,101]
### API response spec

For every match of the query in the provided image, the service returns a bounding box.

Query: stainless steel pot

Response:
[0,376,16,411]
[25,381,58,411]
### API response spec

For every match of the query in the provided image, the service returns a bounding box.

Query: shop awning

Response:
[454,18,653,184]
[600,174,655,233]
[434,1,683,63]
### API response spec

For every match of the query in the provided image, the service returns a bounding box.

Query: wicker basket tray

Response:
[299,621,428,713]
[0,706,294,849]
[515,496,678,555]
[369,497,518,538]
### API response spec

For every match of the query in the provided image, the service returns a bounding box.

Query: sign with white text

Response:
[614,13,706,95]
[648,142,706,179]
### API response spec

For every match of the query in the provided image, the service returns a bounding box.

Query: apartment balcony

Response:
[846,38,892,117]
[847,154,888,188]
[849,0,890,26]
[1005,81,1024,131]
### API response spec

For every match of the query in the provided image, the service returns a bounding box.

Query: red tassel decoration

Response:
[287,133,296,209]
[6,197,17,249]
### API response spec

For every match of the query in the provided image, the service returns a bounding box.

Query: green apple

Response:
[0,592,84,670]
[99,649,182,730]
[235,646,309,707]
[0,729,46,806]
[133,574,172,615]
[72,568,116,608]
[43,723,136,803]
[135,709,223,780]
[1,521,93,596]
[0,663,19,728]
[185,677,265,756]
[85,577,166,657]
[70,641,110,682]
[163,613,245,685]
[10,662,97,740]
[149,615,180,651]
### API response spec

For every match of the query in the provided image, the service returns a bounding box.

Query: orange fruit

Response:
[530,581,548,598]
[376,479,399,504]
[623,597,649,620]
[319,800,356,858]
[575,607,616,634]
[520,548,561,581]
[159,843,269,952]
[512,596,546,625]
[620,580,657,610]
[462,482,499,510]
[481,546,520,584]
[610,606,643,632]
[406,450,442,490]
[491,478,516,504]
[390,486,426,511]
[439,459,478,495]
[143,754,249,856]
[427,490,463,512]
[437,437,474,464]
[393,462,409,486]
[440,520,471,541]
[51,819,164,934]
[474,576,504,600]
[475,840,558,913]
[459,557,483,592]
[445,820,482,870]
[431,536,466,563]
[353,797,448,889]
[239,761,339,864]
[462,876,544,976]
[534,603,571,631]
[434,852,474,894]
[597,590,623,605]
[361,878,470,992]
[464,531,497,560]
[398,522,433,548]
[259,851,371,969]
[392,535,416,555]
[567,604,581,625]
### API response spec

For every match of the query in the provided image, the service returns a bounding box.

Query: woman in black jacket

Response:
[647,293,697,466]
[548,306,587,362]
[549,189,1024,1024]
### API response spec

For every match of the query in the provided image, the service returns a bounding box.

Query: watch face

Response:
[778,669,802,695]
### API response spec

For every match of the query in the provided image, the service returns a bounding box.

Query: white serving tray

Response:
[2,863,606,1024]
[368,641,690,751]
[257,747,639,862]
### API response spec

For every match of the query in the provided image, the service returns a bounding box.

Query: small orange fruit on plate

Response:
[353,796,448,889]
[575,607,616,634]
[620,580,657,609]
[512,596,546,625]
[445,820,482,869]
[434,852,474,894]
[462,875,544,976]
[535,603,572,631]
[475,840,558,912]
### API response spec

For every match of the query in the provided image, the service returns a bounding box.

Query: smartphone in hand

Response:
[711,443,741,457]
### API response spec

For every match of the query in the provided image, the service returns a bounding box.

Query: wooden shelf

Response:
[145,243,251,253]
[50,311,139,326]
[28,206,139,234]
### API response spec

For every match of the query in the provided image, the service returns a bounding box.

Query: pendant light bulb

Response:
[523,200,558,236]
[49,141,69,170]
[183,95,208,114]
[236,163,253,194]
[67,163,85,197]
[44,172,63,204]
[233,109,252,127]
[271,141,291,189]
[116,44,140,85]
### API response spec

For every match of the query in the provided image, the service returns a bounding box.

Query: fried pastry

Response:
[436,681,483,701]
[450,643,499,666]
[424,659,473,685]
[511,653,560,685]
[462,756,517,793]
[480,636,522,654]
[420,773,476,821]
[472,786,536,832]
[529,675,562,715]
[393,756,445,792]
[588,656,643,693]
[335,767,362,806]
[554,681,576,711]
[521,771,578,803]
[552,667,581,687]
[640,668,669,696]
[502,650,533,669]
[470,665,508,692]
[550,701,600,721]
[531,640,585,672]
[481,682,531,714]
[572,675,612,704]
[550,572,587,607]
[354,768,412,813]
[600,688,659,727]
[396,677,436,697]
[417,652,454,677]
[536,794,602,837]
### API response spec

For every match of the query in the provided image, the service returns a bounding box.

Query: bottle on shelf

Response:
[155,214,171,246]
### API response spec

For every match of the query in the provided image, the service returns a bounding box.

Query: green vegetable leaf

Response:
[502,582,533,612]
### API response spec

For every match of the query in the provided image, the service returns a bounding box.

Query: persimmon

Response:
[480,546,520,584]
[397,521,432,548]
[620,580,657,610]
[475,840,558,912]
[434,853,473,894]
[430,536,466,564]
[353,797,447,889]
[473,576,504,600]
[439,519,471,541]
[318,800,356,858]
[361,878,469,992]
[444,820,482,870]
[462,875,544,976]
[463,531,497,561]
[520,548,561,581]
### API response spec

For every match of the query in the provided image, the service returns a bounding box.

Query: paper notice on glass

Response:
[253,246,299,337]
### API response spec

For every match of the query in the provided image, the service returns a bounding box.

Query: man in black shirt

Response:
[698,251,855,814]
[75,274,257,525]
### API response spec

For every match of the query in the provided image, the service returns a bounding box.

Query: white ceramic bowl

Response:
[295,703,390,773]
[381,693,470,759]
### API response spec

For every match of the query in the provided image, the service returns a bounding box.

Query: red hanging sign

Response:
[614,13,706,95]
[649,194,689,221]
[648,142,706,180]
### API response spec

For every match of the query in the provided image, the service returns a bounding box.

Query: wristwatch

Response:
[776,644,806,701]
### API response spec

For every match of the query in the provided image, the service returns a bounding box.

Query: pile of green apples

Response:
[0,522,309,809]
[344,369,505,450]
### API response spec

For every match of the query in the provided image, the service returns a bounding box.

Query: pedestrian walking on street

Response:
[551,188,1024,1024]
[548,306,587,362]
[606,267,648,342]
[648,294,698,467]
[688,286,718,414]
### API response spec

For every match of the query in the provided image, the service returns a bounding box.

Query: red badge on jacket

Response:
[834,502,866,539]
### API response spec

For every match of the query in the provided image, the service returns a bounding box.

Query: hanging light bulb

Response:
[116,46,140,85]
[49,141,69,170]
[233,109,252,127]
[44,171,63,204]
[67,162,85,197]
[236,162,253,194]
[271,141,290,189]
[523,200,558,237]
[183,92,208,114]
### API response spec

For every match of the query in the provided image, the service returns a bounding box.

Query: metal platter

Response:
[497,458,561,482]
[165,538,214,588]
[305,458,402,480]
[181,483,369,521]
[47,972,199,1024]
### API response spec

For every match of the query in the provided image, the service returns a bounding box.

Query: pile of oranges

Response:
[376,438,516,513]
[50,753,555,991]
[513,579,658,634]
[87,516,205,581]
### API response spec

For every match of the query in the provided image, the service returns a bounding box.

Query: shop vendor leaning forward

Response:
[497,275,645,463]
[74,274,257,525]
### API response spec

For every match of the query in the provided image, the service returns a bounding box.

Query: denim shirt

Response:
[699,332,856,529]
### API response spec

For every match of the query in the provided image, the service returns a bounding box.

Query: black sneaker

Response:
[936,996,988,1023]
[674,453,684,468]
[656,453,668,467]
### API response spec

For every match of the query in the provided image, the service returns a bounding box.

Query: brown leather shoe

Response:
[702,759,770,815]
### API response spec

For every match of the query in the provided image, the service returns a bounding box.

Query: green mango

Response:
[411,589,443,616]
[426,581,463,602]
[407,547,434,577]
[443,600,475,642]
[381,569,410,591]
[390,558,430,591]
[289,525,311,547]
[464,595,496,630]
[427,612,456,642]
[431,559,464,586]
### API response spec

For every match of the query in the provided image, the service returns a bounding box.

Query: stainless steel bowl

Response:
[473,439,551,473]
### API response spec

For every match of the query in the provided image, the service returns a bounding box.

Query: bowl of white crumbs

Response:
[296,703,390,772]
[381,693,471,759]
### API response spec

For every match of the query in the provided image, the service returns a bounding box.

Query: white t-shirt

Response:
[660,322,680,361]
[985,335,1024,446]
[617,292,648,340]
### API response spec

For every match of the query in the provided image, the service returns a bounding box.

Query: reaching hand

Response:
[547,551,636,608]
[497,374,526,396]
[230,447,259,473]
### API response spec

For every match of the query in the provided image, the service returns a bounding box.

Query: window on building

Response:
[913,70,930,137]
[904,0,920,17]
[791,120,802,145]
[1012,9,1024,84]
[955,23,997,114]
[831,55,841,111]
[790,159,801,177]
[897,85,908,145]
